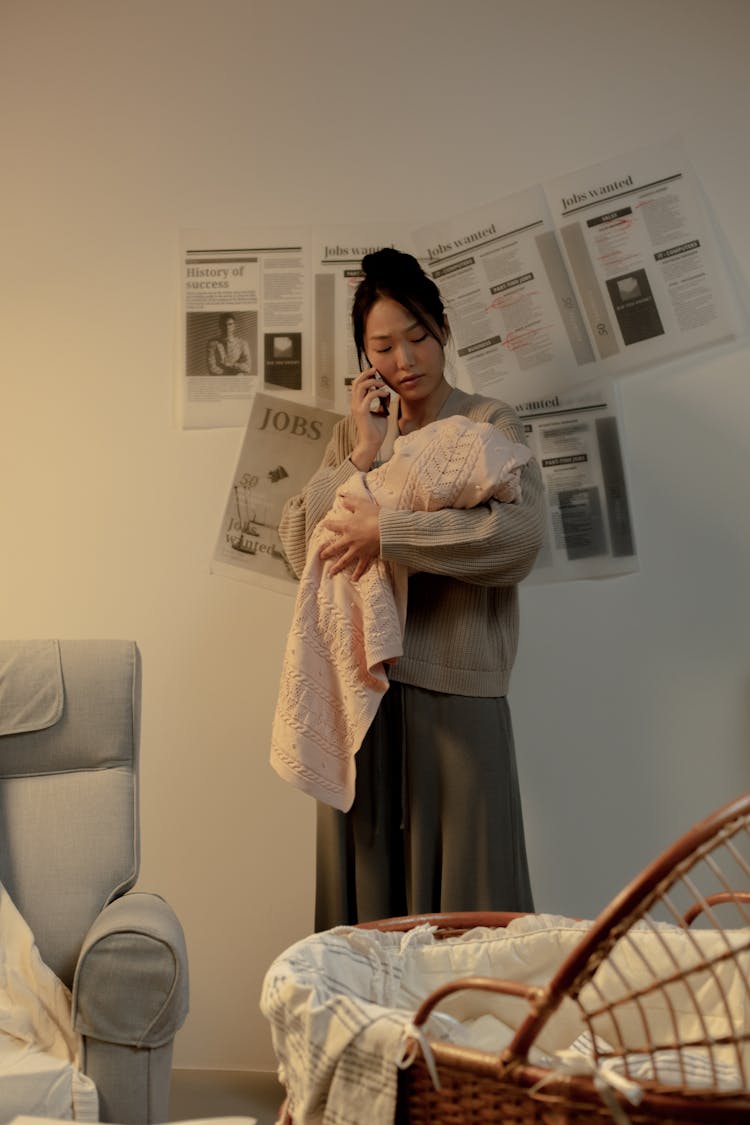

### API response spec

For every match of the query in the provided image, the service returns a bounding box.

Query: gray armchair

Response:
[0,638,189,1123]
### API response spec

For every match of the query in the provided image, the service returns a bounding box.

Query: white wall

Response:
[2,0,749,1072]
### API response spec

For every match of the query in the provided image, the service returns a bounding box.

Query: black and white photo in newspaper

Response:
[211,392,342,595]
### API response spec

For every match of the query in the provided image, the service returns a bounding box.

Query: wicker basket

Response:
[281,792,750,1124]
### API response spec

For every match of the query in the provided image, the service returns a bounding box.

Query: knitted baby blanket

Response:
[270,415,533,811]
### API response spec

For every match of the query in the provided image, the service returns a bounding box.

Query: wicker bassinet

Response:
[279,791,750,1124]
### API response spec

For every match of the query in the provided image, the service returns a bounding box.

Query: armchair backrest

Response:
[0,639,140,987]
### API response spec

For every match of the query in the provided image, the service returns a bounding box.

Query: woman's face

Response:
[363,298,446,406]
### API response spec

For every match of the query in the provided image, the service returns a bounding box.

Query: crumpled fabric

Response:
[262,914,750,1125]
[0,880,99,1121]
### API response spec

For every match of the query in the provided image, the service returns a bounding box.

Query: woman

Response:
[278,248,545,929]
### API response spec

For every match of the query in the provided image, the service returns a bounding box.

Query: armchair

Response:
[0,638,189,1123]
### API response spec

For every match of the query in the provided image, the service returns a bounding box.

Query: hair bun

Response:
[362,247,423,284]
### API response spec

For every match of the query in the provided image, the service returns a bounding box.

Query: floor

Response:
[169,1068,285,1124]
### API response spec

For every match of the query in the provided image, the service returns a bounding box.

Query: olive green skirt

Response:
[315,682,534,930]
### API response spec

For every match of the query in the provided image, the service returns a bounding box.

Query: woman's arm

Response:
[278,370,391,578]
[378,455,546,586]
[277,418,360,579]
[379,400,546,587]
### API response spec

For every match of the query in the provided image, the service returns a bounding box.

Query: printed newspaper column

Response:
[520,380,638,583]
[179,228,312,428]
[543,139,741,376]
[412,186,598,413]
[313,225,420,414]
[211,392,342,595]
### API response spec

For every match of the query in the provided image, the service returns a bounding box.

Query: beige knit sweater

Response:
[273,402,544,811]
[279,387,546,696]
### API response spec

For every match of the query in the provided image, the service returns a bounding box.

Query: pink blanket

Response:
[271,415,532,811]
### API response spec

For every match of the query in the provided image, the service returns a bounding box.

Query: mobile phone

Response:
[369,371,390,417]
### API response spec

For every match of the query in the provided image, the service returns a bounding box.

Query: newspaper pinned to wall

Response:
[211,392,342,596]
[544,138,740,376]
[412,185,598,411]
[519,380,637,583]
[179,228,311,429]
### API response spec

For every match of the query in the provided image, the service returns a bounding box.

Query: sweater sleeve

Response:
[277,417,360,579]
[378,400,546,587]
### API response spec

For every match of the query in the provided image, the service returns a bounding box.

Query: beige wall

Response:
[2,0,749,1071]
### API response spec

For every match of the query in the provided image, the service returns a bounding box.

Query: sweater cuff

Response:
[322,457,360,499]
[338,457,361,483]
[378,508,409,563]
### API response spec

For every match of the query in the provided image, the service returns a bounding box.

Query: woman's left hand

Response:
[320,494,381,580]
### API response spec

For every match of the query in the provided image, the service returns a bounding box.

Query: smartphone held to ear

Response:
[369,371,390,417]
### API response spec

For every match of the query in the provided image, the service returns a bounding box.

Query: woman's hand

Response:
[320,494,381,580]
[349,368,390,471]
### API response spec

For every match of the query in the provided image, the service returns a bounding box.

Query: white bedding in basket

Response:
[0,882,98,1124]
[261,913,750,1125]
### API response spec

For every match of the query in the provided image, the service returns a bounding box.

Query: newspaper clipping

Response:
[520,381,638,583]
[412,185,598,412]
[180,228,311,429]
[545,139,739,375]
[211,393,342,595]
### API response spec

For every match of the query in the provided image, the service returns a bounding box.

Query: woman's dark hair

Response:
[351,248,449,368]
[219,312,236,330]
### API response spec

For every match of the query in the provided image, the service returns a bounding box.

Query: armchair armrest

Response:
[71,890,189,1048]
